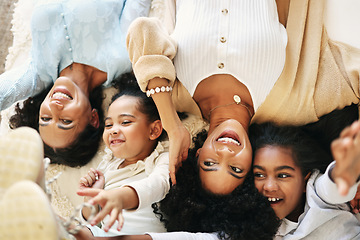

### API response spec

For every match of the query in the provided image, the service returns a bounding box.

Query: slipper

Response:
[0,127,45,197]
[0,180,59,240]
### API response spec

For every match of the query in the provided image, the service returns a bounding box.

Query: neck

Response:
[193,74,254,134]
[286,193,306,222]
[208,105,251,134]
[60,63,107,96]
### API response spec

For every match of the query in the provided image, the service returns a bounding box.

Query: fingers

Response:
[117,213,124,232]
[77,188,102,197]
[182,149,188,161]
[102,209,120,232]
[331,137,351,162]
[340,120,360,138]
[169,163,177,185]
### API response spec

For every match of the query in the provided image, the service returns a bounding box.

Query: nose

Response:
[110,128,120,136]
[263,178,279,192]
[49,100,64,111]
[216,146,235,156]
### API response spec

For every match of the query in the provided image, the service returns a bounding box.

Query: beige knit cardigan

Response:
[254,0,360,125]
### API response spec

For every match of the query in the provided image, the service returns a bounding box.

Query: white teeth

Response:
[217,137,240,146]
[52,92,72,99]
[268,197,280,202]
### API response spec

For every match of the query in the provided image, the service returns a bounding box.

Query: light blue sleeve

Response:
[119,0,152,33]
[0,61,50,111]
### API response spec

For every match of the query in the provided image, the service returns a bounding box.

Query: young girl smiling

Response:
[250,122,360,239]
[77,73,169,236]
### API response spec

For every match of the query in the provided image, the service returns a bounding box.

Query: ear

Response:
[149,120,163,140]
[303,172,312,192]
[90,109,100,129]
[196,148,202,157]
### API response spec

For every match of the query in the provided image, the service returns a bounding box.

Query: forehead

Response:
[107,96,140,114]
[254,146,298,169]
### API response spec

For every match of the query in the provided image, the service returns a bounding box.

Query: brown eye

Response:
[41,117,51,122]
[230,166,242,173]
[204,161,215,166]
[61,119,73,125]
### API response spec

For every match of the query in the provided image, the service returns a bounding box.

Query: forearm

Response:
[147,77,182,131]
[117,186,139,210]
[125,153,170,209]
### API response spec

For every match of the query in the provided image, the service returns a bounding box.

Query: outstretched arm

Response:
[0,61,50,111]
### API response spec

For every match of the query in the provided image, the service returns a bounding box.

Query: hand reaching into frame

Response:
[331,120,360,196]
[77,187,139,232]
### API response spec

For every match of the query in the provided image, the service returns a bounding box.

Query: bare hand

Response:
[77,188,125,232]
[78,168,105,190]
[331,120,360,196]
[167,123,190,185]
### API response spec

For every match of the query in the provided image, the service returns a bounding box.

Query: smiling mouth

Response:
[267,197,283,204]
[51,88,73,100]
[110,139,125,145]
[216,131,241,146]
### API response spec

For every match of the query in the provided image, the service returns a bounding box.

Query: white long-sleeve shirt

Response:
[167,0,287,110]
[88,142,169,236]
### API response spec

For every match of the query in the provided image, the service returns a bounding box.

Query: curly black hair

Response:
[249,122,332,175]
[9,84,105,167]
[153,130,280,240]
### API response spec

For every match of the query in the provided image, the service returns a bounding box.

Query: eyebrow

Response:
[105,113,136,121]
[253,165,295,171]
[39,122,75,130]
[200,166,244,179]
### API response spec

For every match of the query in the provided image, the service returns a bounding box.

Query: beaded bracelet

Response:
[146,86,173,97]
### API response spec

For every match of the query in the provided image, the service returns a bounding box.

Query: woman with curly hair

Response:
[71,130,280,240]
[0,0,151,166]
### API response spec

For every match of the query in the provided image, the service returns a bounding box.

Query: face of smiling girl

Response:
[253,146,308,222]
[102,95,156,162]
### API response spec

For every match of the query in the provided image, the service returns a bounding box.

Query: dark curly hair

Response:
[110,72,188,141]
[153,130,280,240]
[9,84,104,167]
[249,122,332,175]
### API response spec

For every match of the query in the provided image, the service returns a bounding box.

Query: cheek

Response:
[102,132,109,146]
[254,180,262,192]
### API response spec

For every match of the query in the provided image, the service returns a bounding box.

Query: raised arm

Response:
[0,61,49,111]
[126,17,190,184]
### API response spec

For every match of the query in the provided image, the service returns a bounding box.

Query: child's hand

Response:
[77,187,138,232]
[79,168,105,190]
[350,185,360,214]
[331,120,360,196]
